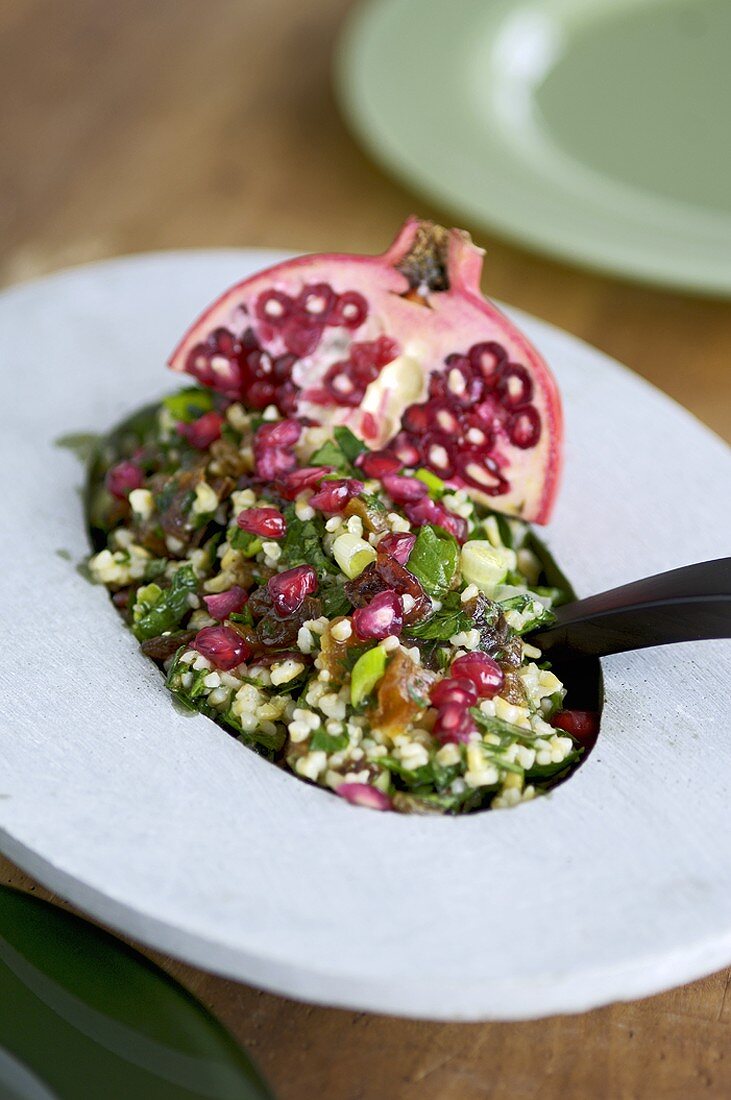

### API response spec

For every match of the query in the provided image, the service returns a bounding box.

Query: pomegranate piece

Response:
[352,589,403,640]
[177,410,223,450]
[275,465,334,500]
[203,586,249,620]
[106,460,144,500]
[237,506,287,539]
[268,565,318,617]
[381,473,428,504]
[308,478,364,515]
[433,703,478,745]
[336,783,392,811]
[550,710,600,743]
[430,677,478,708]
[377,531,416,566]
[356,450,402,478]
[168,218,562,523]
[450,652,504,699]
[345,556,429,625]
[403,497,468,544]
[192,625,251,670]
[253,418,302,481]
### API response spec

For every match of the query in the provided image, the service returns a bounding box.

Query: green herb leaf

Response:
[163,387,214,423]
[498,593,556,634]
[229,527,263,557]
[319,580,352,618]
[333,426,368,463]
[132,564,197,641]
[310,728,349,754]
[406,525,459,598]
[278,507,337,577]
[405,592,473,641]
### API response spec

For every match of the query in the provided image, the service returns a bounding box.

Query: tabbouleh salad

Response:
[86,387,584,815]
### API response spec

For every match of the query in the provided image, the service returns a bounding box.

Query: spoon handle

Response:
[529,558,731,659]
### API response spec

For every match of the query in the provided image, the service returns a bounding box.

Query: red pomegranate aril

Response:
[390,431,422,468]
[246,381,277,409]
[356,450,402,478]
[296,282,337,320]
[454,450,509,498]
[255,289,293,326]
[268,565,318,617]
[328,291,368,329]
[377,531,416,566]
[255,419,302,448]
[433,703,478,744]
[550,710,600,742]
[402,404,430,434]
[275,466,333,500]
[469,341,507,385]
[282,316,323,358]
[272,353,297,382]
[184,327,243,397]
[336,782,392,811]
[177,410,224,450]
[422,433,455,477]
[508,406,542,449]
[352,590,403,640]
[350,336,400,371]
[427,400,462,436]
[323,364,364,407]
[237,506,287,539]
[254,446,297,480]
[308,478,364,514]
[496,363,533,408]
[203,586,249,621]
[381,472,428,504]
[192,625,251,670]
[430,677,478,708]
[404,498,468,543]
[450,652,504,699]
[106,460,144,500]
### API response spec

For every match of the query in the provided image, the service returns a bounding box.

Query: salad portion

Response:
[85,219,596,814]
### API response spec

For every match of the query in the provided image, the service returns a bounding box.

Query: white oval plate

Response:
[1,251,730,1021]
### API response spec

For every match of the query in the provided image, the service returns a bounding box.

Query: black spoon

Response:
[529,557,731,660]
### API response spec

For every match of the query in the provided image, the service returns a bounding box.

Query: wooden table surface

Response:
[2,1,730,1097]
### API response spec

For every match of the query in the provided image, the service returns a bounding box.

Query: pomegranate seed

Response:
[254,289,293,325]
[106,460,144,500]
[255,419,302,448]
[469,341,507,385]
[237,506,287,539]
[336,782,392,811]
[184,327,244,397]
[177,410,223,450]
[377,532,416,566]
[254,447,297,480]
[450,653,504,699]
[275,466,333,500]
[350,336,399,372]
[508,406,541,449]
[356,450,402,479]
[402,404,430,434]
[323,364,365,406]
[433,703,478,744]
[329,291,368,329]
[496,363,533,408]
[361,412,378,440]
[203,586,249,620]
[246,380,277,409]
[282,316,323,358]
[430,678,478,708]
[268,565,318,617]
[381,473,428,504]
[308,478,364,515]
[352,590,403,640]
[295,282,337,320]
[454,450,510,499]
[272,353,297,382]
[404,498,468,543]
[422,432,455,477]
[389,431,422,468]
[550,710,599,742]
[192,625,251,670]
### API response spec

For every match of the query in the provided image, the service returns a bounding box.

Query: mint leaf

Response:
[405,592,472,641]
[406,525,459,598]
[279,507,337,576]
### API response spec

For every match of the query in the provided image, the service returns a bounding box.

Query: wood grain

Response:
[2,1,730,1097]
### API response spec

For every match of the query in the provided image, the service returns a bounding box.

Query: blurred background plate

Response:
[0,886,271,1100]
[336,0,731,295]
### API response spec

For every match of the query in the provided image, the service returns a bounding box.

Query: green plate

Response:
[0,887,272,1100]
[336,0,731,295]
